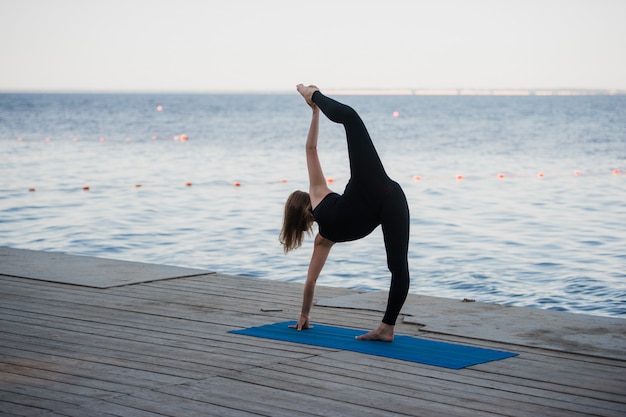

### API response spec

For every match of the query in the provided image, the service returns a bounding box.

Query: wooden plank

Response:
[0,389,151,417]
[2,265,626,417]
[310,351,626,414]
[0,281,299,326]
[0,304,336,362]
[0,325,313,381]
[0,274,372,332]
[1,382,118,416]
[160,375,443,417]
[96,388,268,417]
[283,353,623,417]
[0,396,64,417]
[218,370,494,417]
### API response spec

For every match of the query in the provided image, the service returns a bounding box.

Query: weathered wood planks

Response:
[1,268,625,416]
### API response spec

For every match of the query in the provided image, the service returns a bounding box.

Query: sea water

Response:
[1,93,624,317]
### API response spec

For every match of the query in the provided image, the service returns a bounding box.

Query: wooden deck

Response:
[1,256,625,416]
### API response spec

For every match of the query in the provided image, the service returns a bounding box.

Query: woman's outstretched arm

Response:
[306,106,331,208]
[290,233,334,330]
[297,84,331,209]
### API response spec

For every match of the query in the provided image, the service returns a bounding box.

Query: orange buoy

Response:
[574,170,581,176]
[157,105,163,111]
[280,179,288,183]
[613,169,621,175]
[497,173,505,179]
[186,182,193,187]
[456,174,463,180]
[413,175,422,181]
[393,111,400,117]
[326,177,334,183]
[83,186,90,191]
[234,182,241,187]
[180,134,188,142]
[537,172,545,178]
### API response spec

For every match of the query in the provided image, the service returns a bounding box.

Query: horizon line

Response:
[1,88,625,96]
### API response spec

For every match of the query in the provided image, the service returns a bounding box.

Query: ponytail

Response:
[280,190,314,253]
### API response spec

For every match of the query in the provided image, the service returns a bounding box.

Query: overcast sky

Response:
[1,0,625,92]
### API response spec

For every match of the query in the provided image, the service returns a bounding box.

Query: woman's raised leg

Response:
[309,89,388,186]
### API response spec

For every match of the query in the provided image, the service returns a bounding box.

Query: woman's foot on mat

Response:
[355,323,394,342]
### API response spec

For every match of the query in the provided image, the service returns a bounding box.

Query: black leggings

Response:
[312,91,410,325]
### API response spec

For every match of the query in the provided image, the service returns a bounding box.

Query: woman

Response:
[280,84,410,342]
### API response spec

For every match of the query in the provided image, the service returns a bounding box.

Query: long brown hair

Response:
[280,190,314,253]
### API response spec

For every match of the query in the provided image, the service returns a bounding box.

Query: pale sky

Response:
[1,0,625,92]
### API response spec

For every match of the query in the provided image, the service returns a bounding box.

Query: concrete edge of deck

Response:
[0,246,214,288]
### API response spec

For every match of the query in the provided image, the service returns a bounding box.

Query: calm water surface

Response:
[1,93,625,317]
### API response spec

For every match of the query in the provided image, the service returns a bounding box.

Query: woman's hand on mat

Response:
[289,313,313,331]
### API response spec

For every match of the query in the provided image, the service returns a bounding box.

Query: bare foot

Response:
[296,84,319,107]
[355,323,395,342]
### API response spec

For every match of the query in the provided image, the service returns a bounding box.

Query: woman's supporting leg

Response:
[355,183,410,341]
[311,91,388,187]
[380,184,411,325]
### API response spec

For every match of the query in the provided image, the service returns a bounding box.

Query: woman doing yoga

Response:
[280,84,410,342]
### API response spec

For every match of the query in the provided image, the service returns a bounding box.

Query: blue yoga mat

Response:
[229,321,517,369]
